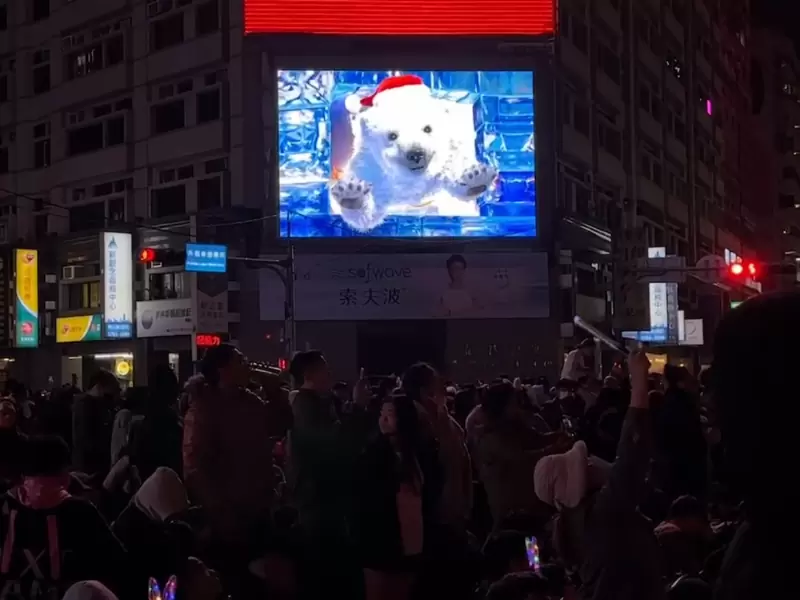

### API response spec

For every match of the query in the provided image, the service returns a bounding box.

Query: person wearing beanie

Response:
[0,436,128,599]
[534,350,665,600]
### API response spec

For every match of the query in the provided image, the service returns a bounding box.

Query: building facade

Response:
[0,0,250,387]
[557,0,769,363]
[751,28,800,279]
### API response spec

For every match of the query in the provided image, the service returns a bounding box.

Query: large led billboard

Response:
[278,70,536,238]
[245,0,555,37]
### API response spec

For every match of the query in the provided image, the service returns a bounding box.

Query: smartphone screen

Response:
[525,536,540,572]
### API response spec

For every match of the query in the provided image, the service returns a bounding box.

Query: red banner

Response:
[244,0,554,37]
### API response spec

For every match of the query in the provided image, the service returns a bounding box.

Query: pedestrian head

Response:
[200,343,249,388]
[288,350,331,392]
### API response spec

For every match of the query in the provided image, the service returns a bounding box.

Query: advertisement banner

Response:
[15,249,39,348]
[622,248,679,344]
[136,299,193,338]
[0,250,9,347]
[196,273,228,333]
[57,315,102,343]
[277,70,536,238]
[260,252,549,321]
[244,0,555,36]
[102,232,133,339]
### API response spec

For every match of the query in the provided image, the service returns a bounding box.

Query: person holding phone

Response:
[534,350,666,600]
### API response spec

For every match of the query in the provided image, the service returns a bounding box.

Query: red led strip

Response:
[244,0,554,36]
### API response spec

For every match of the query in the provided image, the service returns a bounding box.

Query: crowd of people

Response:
[0,290,796,600]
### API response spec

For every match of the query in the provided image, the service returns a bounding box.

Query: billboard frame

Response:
[257,44,557,252]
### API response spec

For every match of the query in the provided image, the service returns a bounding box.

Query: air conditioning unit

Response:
[62,265,77,280]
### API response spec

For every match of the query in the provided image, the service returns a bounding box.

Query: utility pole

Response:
[234,244,296,360]
[189,214,199,372]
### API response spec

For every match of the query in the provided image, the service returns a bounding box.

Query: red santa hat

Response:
[345,74,428,114]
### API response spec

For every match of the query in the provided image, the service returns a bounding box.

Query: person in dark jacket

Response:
[710,292,800,600]
[654,365,707,502]
[288,350,364,600]
[0,436,128,600]
[0,398,24,493]
[534,350,665,600]
[127,366,183,483]
[353,391,442,600]
[71,370,120,478]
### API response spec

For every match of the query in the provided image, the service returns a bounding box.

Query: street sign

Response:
[694,254,727,284]
[611,228,650,333]
[635,256,687,283]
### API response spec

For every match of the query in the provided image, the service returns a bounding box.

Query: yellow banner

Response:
[15,249,39,347]
[56,315,102,343]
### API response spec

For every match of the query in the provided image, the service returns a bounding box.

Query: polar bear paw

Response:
[454,163,497,198]
[330,176,373,211]
[330,175,385,232]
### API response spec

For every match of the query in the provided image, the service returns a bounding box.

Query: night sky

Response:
[753,1,800,50]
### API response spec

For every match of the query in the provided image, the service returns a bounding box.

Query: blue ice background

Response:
[277,70,536,238]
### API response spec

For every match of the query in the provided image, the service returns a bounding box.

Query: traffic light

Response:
[138,248,157,263]
[727,260,759,280]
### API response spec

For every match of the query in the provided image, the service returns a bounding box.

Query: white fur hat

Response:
[533,441,589,509]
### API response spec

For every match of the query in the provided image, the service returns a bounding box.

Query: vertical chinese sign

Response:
[15,249,38,348]
[103,232,133,339]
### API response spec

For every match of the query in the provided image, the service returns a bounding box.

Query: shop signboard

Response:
[15,249,39,348]
[56,315,103,343]
[136,299,193,338]
[102,232,133,339]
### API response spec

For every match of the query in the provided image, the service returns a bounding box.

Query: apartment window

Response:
[640,152,662,187]
[667,106,686,143]
[35,214,48,237]
[639,84,661,120]
[197,176,222,209]
[598,121,622,159]
[152,99,185,134]
[150,184,186,218]
[66,99,130,155]
[564,93,590,136]
[66,35,125,80]
[33,122,50,169]
[69,201,105,232]
[596,42,621,84]
[196,0,219,36]
[197,88,221,123]
[32,49,50,95]
[0,147,7,174]
[32,0,49,22]
[65,282,101,311]
[0,5,7,31]
[108,196,125,223]
[151,13,184,51]
[667,171,686,200]
[561,10,588,54]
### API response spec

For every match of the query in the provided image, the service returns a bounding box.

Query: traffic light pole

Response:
[233,246,297,360]
[190,214,199,371]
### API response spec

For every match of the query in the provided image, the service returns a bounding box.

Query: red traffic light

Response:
[138,248,156,263]
[727,261,759,280]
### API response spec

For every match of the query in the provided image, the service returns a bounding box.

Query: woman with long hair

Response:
[352,391,442,600]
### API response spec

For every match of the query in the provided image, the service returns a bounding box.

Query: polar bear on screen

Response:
[329,74,497,232]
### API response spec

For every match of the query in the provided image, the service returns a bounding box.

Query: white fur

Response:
[330,85,496,232]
